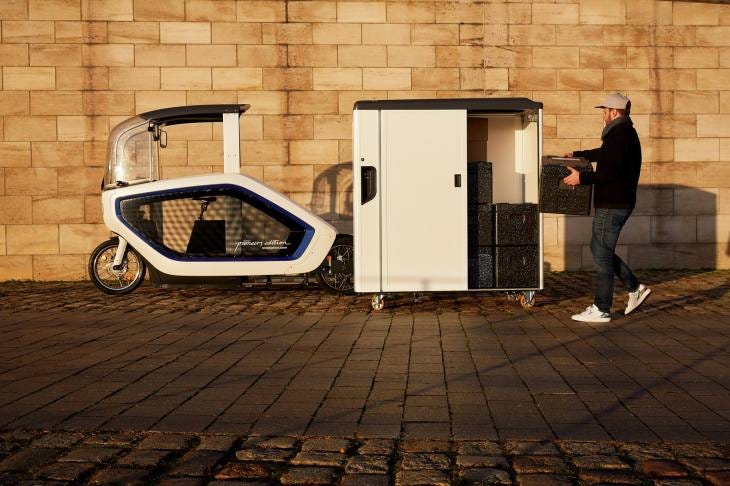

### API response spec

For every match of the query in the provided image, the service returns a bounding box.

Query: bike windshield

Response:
[104,117,160,189]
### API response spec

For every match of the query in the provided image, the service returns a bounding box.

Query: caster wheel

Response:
[506,292,518,302]
[520,291,536,309]
[371,294,385,311]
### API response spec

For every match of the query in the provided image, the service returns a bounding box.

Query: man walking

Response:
[563,92,651,323]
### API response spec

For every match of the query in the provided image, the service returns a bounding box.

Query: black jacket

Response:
[574,118,642,210]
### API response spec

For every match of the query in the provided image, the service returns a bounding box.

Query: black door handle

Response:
[361,166,377,204]
[454,174,462,187]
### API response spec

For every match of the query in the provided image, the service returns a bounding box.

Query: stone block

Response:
[482,46,531,68]
[412,24,455,46]
[0,44,29,66]
[55,20,108,43]
[186,0,235,21]
[242,140,288,165]
[262,23,312,45]
[263,67,312,90]
[674,92,719,114]
[362,68,410,90]
[33,196,84,224]
[675,138,719,162]
[697,114,730,137]
[237,45,286,67]
[82,91,134,115]
[580,0,625,25]
[313,24,361,45]
[160,22,210,43]
[508,25,555,46]
[57,115,109,141]
[626,47,673,68]
[132,0,183,20]
[212,67,262,90]
[0,0,28,20]
[649,69,696,91]
[240,91,287,115]
[651,161,697,186]
[59,223,109,253]
[412,68,458,90]
[388,2,433,23]
[83,141,106,167]
[287,45,336,67]
[556,25,603,46]
[3,67,55,90]
[57,67,109,90]
[237,1,285,22]
[604,69,650,90]
[461,69,508,91]
[0,255,33,279]
[698,161,730,187]
[556,69,603,90]
[0,196,32,224]
[337,1,385,23]
[533,48,579,68]
[675,187,719,216]
[435,46,482,68]
[212,22,261,44]
[57,166,102,196]
[580,47,626,68]
[436,2,495,24]
[107,21,159,43]
[532,3,579,24]
[2,20,55,43]
[603,26,651,46]
[188,140,223,166]
[82,0,132,21]
[134,45,184,66]
[107,67,159,90]
[288,1,335,23]
[650,115,696,138]
[5,116,56,141]
[7,224,59,255]
[133,91,184,114]
[289,91,338,115]
[290,140,338,164]
[160,67,211,90]
[339,45,386,67]
[30,44,82,66]
[698,215,730,243]
[264,165,313,192]
[617,216,651,244]
[33,254,86,280]
[654,26,695,46]
[509,68,556,90]
[674,3,720,26]
[534,91,580,115]
[0,142,31,167]
[264,115,312,140]
[82,44,134,66]
[674,47,718,68]
[651,216,697,244]
[5,167,57,196]
[313,68,362,90]
[31,142,83,168]
[356,24,407,47]
[699,69,730,90]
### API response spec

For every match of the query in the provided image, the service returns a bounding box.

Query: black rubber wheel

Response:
[88,238,146,295]
[316,234,354,294]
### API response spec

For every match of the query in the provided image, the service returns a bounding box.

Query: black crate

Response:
[493,203,539,246]
[539,156,593,215]
[496,245,538,288]
[468,246,495,289]
[468,204,494,247]
[467,161,492,205]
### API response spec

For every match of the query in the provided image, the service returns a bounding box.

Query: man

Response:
[563,92,651,323]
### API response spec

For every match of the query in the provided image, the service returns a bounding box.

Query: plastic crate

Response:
[468,204,494,247]
[496,245,538,288]
[539,156,593,215]
[493,203,539,246]
[467,161,493,205]
[468,246,495,289]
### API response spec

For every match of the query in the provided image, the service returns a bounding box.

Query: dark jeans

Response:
[591,208,639,313]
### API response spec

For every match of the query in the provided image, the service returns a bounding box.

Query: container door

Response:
[353,109,382,292]
[381,109,467,292]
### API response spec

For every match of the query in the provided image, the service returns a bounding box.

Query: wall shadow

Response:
[310,162,353,235]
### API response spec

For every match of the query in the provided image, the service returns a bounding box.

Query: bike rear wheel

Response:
[316,235,354,294]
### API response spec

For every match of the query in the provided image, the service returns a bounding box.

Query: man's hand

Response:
[563,166,580,186]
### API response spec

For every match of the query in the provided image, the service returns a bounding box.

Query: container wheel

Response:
[316,235,354,294]
[520,291,537,309]
[371,294,385,311]
[89,238,146,295]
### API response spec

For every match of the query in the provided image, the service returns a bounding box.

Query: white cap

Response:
[595,92,630,110]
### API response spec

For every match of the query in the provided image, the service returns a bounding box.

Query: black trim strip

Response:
[353,97,542,111]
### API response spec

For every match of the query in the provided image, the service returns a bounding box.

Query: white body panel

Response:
[353,109,382,292]
[381,109,467,291]
[102,173,337,277]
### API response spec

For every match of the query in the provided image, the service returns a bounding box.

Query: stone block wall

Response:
[0,0,729,280]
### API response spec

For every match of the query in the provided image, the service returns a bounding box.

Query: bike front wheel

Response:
[88,238,146,295]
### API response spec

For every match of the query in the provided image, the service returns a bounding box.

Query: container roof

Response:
[138,104,250,125]
[353,97,542,111]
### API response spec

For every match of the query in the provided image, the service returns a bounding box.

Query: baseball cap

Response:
[595,92,630,110]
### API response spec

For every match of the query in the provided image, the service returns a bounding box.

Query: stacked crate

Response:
[493,203,539,288]
[467,161,495,288]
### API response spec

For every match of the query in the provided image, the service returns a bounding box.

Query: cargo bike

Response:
[89,105,354,295]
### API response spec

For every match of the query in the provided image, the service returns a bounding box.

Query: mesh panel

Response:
[119,189,305,259]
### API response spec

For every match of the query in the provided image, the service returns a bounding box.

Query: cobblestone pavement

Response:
[0,270,729,484]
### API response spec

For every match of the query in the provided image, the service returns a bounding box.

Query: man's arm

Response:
[578,135,625,185]
[573,148,600,162]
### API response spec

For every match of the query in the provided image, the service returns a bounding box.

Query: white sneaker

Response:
[625,284,651,315]
[572,304,611,323]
